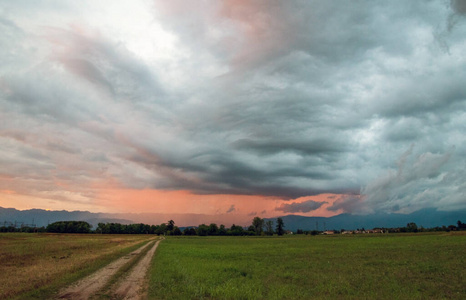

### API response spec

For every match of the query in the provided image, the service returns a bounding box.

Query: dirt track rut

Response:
[56,238,161,300]
[110,239,161,299]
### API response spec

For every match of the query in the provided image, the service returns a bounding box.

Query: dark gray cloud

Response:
[327,195,363,213]
[1,1,466,214]
[226,205,236,213]
[328,146,459,214]
[276,200,328,213]
[451,0,466,15]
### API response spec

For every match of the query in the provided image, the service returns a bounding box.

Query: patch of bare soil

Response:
[56,238,159,300]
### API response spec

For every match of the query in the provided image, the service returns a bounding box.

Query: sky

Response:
[1,0,466,226]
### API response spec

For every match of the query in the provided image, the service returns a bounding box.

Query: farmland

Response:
[149,232,466,299]
[1,232,464,299]
[0,233,154,299]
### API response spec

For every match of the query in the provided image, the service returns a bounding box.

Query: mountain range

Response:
[0,207,132,229]
[268,208,465,232]
[1,207,464,231]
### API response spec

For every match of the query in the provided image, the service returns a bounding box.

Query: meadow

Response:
[0,233,154,299]
[149,232,466,299]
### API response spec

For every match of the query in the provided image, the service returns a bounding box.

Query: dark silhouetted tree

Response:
[218,224,227,235]
[276,217,285,236]
[46,221,91,233]
[265,220,274,236]
[183,227,197,235]
[167,220,175,231]
[172,226,182,235]
[156,223,167,235]
[197,224,209,236]
[407,222,418,232]
[252,217,264,235]
[208,223,219,235]
[228,224,244,236]
[457,220,466,230]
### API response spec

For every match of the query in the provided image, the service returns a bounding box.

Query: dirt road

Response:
[110,238,161,299]
[56,238,162,300]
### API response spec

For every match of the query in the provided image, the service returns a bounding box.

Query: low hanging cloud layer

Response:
[276,200,328,214]
[1,0,466,217]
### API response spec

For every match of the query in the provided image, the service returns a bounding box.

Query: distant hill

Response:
[1,206,464,232]
[267,208,466,231]
[0,207,133,229]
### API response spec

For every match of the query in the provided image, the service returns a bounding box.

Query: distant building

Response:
[322,230,335,235]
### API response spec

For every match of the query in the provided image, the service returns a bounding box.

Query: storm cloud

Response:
[276,200,328,214]
[1,1,466,215]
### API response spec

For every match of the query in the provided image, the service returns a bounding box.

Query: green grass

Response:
[0,233,155,299]
[148,233,466,299]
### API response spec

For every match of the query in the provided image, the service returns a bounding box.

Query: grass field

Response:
[0,233,154,299]
[149,232,466,299]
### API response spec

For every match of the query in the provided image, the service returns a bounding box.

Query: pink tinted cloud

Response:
[217,0,294,68]
[91,180,344,225]
[154,0,296,70]
[93,186,278,215]
[44,25,114,94]
[274,194,344,217]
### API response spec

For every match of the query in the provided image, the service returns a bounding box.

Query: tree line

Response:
[0,217,286,236]
[293,220,466,235]
[94,217,286,236]
[182,217,286,236]
[2,218,465,235]
[395,220,466,233]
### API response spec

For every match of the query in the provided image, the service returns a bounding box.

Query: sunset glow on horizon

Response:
[1,1,466,226]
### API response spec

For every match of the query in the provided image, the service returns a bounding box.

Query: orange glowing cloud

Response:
[1,190,16,195]
[0,177,347,227]
[92,182,344,224]
[94,187,278,215]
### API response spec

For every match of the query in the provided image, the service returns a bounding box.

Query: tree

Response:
[167,220,175,231]
[218,224,227,235]
[183,227,197,235]
[46,221,91,233]
[156,223,167,235]
[252,217,264,235]
[276,217,285,236]
[407,222,418,233]
[77,222,92,233]
[228,224,244,236]
[447,225,457,232]
[172,226,182,235]
[197,224,209,236]
[208,223,219,235]
[96,223,105,234]
[457,220,466,230]
[265,220,274,236]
